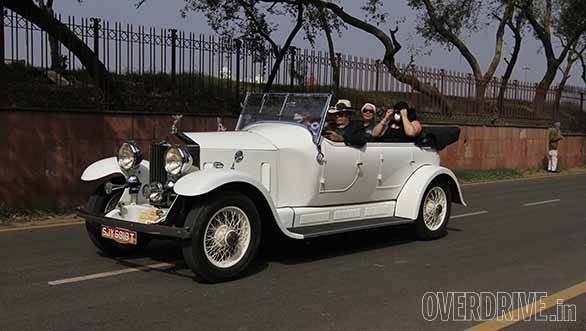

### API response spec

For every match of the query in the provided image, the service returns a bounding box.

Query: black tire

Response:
[182,191,262,283]
[413,179,452,240]
[85,189,150,257]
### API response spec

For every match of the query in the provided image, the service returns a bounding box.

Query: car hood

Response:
[182,131,277,151]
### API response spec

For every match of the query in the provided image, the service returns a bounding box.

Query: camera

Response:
[392,111,402,123]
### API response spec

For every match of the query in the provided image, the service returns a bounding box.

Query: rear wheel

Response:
[414,180,452,240]
[85,188,150,256]
[182,191,261,283]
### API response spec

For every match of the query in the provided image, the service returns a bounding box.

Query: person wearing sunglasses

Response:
[322,99,367,148]
[373,101,422,142]
[361,103,377,141]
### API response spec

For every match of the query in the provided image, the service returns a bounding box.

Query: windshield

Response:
[236,93,332,143]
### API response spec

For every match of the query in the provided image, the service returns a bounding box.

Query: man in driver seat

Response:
[322,99,367,148]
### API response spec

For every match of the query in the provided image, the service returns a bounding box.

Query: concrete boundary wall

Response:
[1,110,584,208]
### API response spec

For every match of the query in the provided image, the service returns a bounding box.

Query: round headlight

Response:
[117,142,143,171]
[165,146,193,177]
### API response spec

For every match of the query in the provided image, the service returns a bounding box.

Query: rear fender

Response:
[395,165,466,220]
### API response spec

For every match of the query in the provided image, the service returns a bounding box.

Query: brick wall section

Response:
[439,126,585,170]
[1,110,584,209]
[0,110,237,209]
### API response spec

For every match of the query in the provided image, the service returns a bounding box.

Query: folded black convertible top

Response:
[415,126,461,151]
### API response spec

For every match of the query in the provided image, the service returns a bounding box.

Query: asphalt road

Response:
[1,174,585,331]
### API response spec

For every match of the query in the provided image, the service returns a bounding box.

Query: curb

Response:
[461,170,586,186]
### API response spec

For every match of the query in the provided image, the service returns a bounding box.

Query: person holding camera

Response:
[372,101,422,142]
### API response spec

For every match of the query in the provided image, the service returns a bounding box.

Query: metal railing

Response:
[1,8,585,131]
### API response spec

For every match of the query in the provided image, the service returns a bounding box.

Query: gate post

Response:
[0,4,5,65]
[169,28,177,85]
[289,46,297,88]
[235,39,241,101]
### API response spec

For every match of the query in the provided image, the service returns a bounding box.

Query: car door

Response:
[374,142,415,200]
[315,139,362,205]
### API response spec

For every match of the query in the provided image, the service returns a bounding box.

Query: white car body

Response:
[81,98,465,240]
[79,93,465,282]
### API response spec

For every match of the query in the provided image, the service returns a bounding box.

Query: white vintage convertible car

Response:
[78,93,466,282]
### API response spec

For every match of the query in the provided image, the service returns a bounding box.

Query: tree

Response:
[408,0,515,103]
[4,0,114,99]
[177,0,344,92]
[310,0,452,112]
[35,0,65,71]
[519,0,586,109]
[579,54,586,84]
[494,3,527,112]
[553,41,586,114]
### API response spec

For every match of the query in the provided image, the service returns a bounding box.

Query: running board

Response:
[288,217,414,238]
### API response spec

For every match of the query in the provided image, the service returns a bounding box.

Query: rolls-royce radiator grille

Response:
[150,143,169,184]
[149,143,200,184]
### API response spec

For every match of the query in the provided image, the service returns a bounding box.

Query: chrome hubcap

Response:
[423,187,447,231]
[213,225,239,248]
[204,206,251,268]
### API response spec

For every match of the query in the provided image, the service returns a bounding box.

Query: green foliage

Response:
[179,0,344,59]
[0,204,71,224]
[407,0,488,49]
[454,168,523,182]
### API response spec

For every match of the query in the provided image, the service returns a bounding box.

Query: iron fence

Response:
[1,8,586,131]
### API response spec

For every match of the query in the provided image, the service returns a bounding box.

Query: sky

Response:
[54,0,584,87]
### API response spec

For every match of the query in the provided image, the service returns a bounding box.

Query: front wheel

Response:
[413,180,452,240]
[182,191,261,283]
[85,188,150,256]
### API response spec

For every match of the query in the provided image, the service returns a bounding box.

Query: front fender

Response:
[81,157,149,183]
[174,169,304,240]
[174,169,268,197]
[394,165,466,220]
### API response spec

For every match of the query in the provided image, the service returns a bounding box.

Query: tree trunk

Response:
[45,8,63,71]
[263,4,303,92]
[385,59,451,114]
[474,79,488,112]
[554,57,578,115]
[498,30,522,116]
[498,21,523,116]
[534,62,559,113]
[318,9,340,98]
[319,1,451,113]
[5,0,116,101]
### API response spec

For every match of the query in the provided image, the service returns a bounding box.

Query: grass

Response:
[454,168,524,183]
[454,165,586,183]
[0,205,72,225]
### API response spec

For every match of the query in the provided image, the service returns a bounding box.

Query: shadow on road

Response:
[97,224,460,282]
[260,224,416,265]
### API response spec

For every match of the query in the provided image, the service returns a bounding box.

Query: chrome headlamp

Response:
[165,146,193,177]
[117,141,143,171]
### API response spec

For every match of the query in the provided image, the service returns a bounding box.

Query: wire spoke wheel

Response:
[423,186,448,231]
[203,206,252,269]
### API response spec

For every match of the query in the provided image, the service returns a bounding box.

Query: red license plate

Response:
[101,225,137,245]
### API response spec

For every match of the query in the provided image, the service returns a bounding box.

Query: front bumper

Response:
[76,208,191,239]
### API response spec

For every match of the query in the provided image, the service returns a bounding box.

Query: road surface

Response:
[1,174,585,330]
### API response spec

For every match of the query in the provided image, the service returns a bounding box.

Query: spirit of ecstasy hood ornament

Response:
[170,114,183,135]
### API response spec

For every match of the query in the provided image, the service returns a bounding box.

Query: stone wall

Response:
[1,110,584,208]
[0,109,237,208]
[439,126,585,170]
